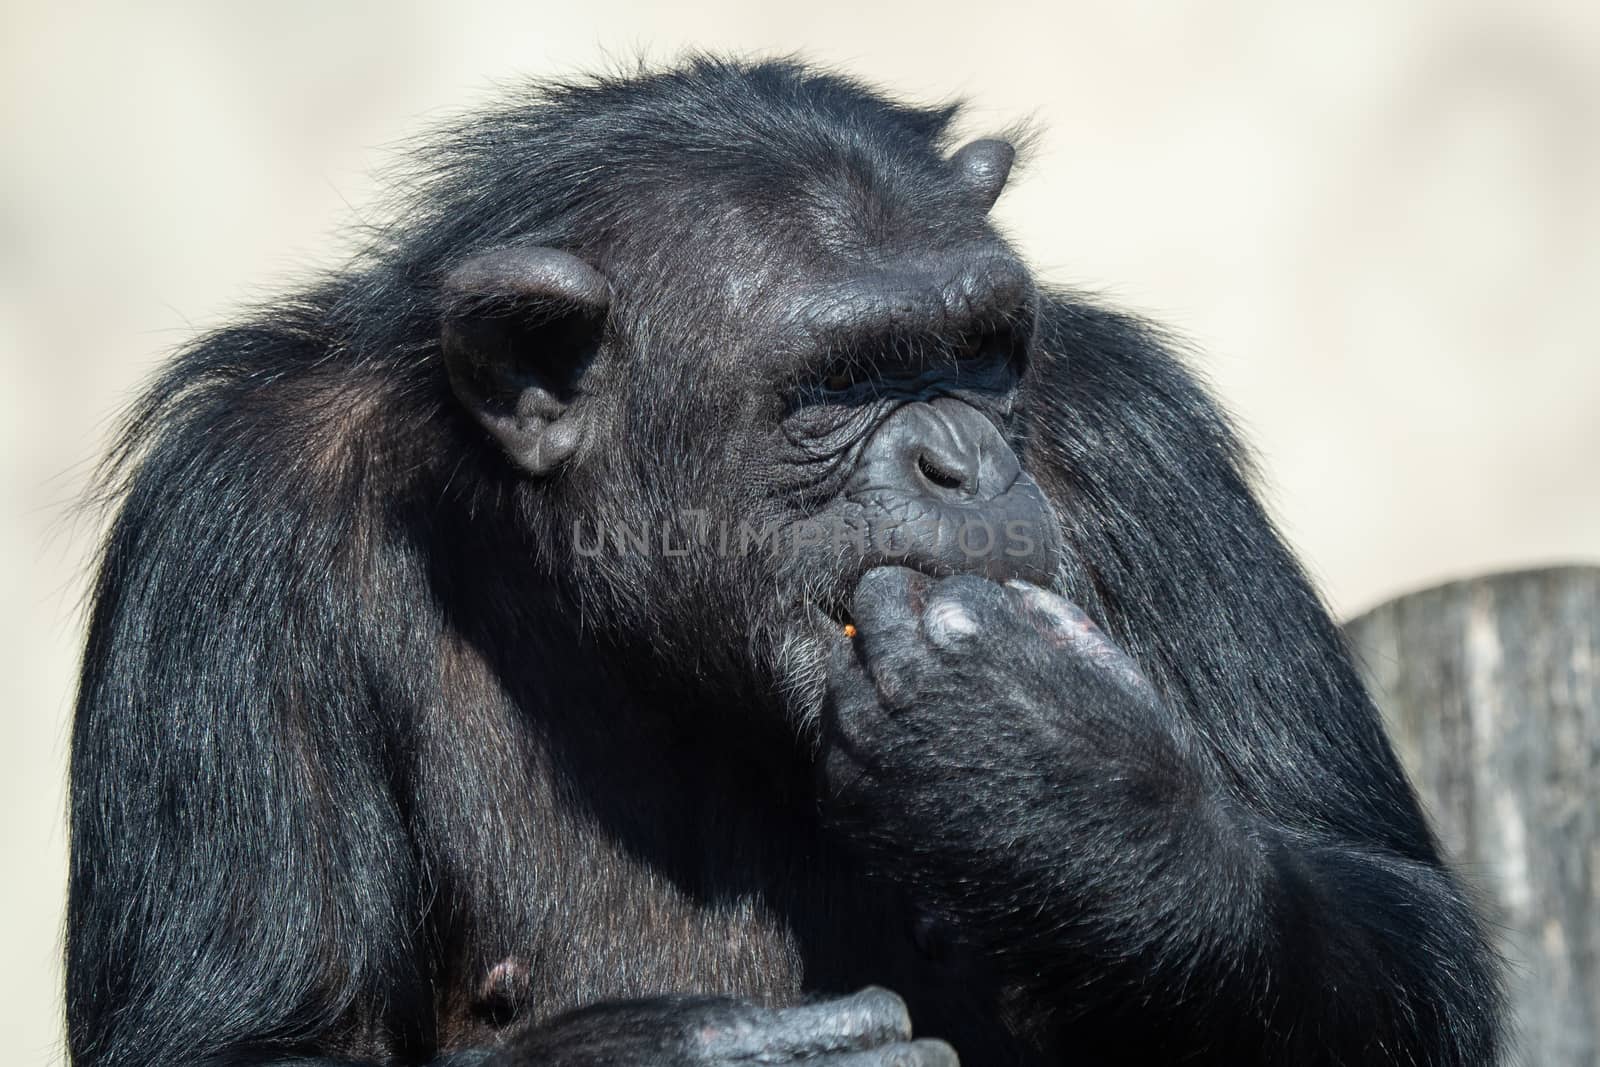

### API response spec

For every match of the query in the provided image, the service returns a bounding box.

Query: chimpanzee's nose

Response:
[842,397,1060,585]
[913,438,979,498]
[865,398,1020,503]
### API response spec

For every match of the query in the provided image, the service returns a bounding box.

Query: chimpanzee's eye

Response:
[956,329,1012,364]
[820,355,863,393]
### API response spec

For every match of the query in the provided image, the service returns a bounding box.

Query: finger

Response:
[1003,581,1160,698]
[697,988,912,1059]
[813,1038,962,1066]
[846,568,935,708]
[825,632,883,741]
[1002,579,1103,638]
[849,566,931,642]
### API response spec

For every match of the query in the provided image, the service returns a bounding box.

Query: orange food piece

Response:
[842,623,857,638]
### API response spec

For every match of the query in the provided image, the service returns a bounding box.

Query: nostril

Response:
[916,452,967,492]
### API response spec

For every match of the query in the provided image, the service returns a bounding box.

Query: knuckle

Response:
[849,986,911,1035]
[923,575,1008,641]
[921,597,981,648]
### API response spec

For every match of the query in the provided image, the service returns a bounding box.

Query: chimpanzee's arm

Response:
[817,298,1503,1065]
[823,568,1501,1064]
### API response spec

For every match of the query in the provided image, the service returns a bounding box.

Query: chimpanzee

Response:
[67,56,1503,1066]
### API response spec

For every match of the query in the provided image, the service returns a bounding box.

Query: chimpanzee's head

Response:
[430,60,1063,724]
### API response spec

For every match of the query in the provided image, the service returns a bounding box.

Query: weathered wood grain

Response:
[1346,566,1600,1066]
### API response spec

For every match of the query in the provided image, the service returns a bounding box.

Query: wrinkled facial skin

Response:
[688,251,1067,733]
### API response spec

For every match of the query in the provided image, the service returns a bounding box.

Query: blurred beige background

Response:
[4,1,1598,1062]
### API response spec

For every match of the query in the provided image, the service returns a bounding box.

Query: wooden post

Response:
[1345,565,1600,1066]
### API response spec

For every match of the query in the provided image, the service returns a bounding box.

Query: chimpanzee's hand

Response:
[467,987,957,1067]
[821,566,1190,868]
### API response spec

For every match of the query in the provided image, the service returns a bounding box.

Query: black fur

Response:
[68,56,1503,1066]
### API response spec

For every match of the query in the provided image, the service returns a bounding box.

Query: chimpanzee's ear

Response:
[440,246,610,477]
[950,138,1015,213]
